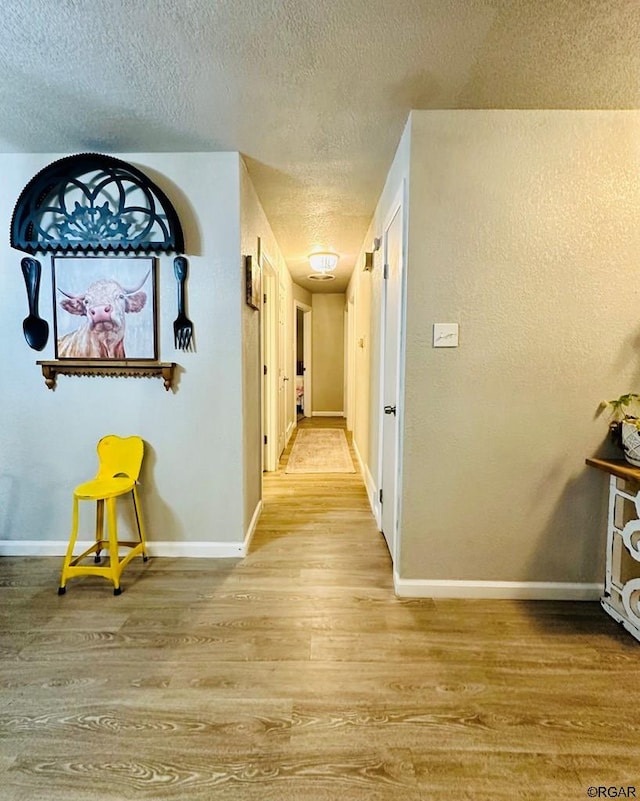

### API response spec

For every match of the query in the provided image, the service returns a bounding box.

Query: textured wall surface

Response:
[348,121,411,518]
[399,110,640,583]
[1,1,639,292]
[240,157,294,511]
[312,294,346,413]
[0,152,250,549]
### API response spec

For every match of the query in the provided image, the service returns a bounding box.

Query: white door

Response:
[380,198,404,560]
[262,260,278,471]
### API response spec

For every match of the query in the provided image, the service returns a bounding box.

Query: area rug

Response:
[285,428,355,473]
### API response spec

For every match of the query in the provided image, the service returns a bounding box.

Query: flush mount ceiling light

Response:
[307,273,335,282]
[308,251,339,274]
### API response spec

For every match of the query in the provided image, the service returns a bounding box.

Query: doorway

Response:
[378,187,405,563]
[345,296,356,432]
[261,258,278,472]
[294,300,312,421]
[278,280,287,457]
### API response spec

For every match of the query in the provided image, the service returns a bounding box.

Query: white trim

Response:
[345,299,356,432]
[294,300,312,418]
[285,420,295,446]
[243,499,263,552]
[148,542,246,558]
[312,411,345,417]
[377,183,406,566]
[262,258,278,472]
[393,575,602,600]
[352,437,379,524]
[0,540,246,558]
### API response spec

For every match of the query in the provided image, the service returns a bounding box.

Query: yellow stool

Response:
[58,435,148,596]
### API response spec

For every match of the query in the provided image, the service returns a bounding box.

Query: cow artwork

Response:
[53,258,155,359]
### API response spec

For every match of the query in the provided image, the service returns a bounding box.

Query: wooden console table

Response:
[586,457,640,643]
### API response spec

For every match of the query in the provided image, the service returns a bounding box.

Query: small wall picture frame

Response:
[245,254,260,310]
[52,256,157,360]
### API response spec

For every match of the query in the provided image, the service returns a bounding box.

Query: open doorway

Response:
[294,300,312,421]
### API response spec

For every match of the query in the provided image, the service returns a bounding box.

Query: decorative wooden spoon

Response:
[21,257,49,351]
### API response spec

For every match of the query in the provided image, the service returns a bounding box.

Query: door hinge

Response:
[264,293,267,303]
[379,488,383,504]
[264,435,268,445]
[263,365,267,375]
[383,263,389,280]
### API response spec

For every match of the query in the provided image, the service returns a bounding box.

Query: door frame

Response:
[277,279,289,457]
[345,296,356,432]
[376,182,407,563]
[294,300,312,418]
[261,257,279,472]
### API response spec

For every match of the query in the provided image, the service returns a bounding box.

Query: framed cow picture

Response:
[52,256,157,360]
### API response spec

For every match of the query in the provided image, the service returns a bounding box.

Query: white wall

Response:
[0,152,251,556]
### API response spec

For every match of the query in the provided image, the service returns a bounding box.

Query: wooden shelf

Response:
[585,457,640,483]
[36,360,176,391]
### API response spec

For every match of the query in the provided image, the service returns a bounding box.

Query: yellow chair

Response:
[58,435,148,596]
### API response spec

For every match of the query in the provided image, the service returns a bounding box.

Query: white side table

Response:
[587,457,640,643]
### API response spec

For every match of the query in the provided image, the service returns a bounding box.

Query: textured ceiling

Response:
[1,0,639,292]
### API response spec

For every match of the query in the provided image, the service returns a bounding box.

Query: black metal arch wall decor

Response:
[11,153,185,255]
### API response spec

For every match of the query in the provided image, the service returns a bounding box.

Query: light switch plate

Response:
[433,323,459,348]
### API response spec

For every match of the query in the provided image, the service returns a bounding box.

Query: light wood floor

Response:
[1,416,639,800]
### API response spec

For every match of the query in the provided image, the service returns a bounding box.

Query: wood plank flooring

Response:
[1,416,640,799]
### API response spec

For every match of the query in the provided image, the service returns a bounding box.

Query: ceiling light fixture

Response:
[307,273,335,282]
[308,251,339,273]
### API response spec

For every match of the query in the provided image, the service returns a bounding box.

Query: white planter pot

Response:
[621,420,640,467]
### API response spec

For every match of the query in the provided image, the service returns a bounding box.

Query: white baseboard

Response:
[285,421,295,446]
[148,542,245,558]
[312,411,345,417]
[393,576,602,601]
[243,500,263,552]
[0,540,246,558]
[352,437,378,523]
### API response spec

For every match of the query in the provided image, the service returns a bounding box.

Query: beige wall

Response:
[0,152,250,554]
[312,293,345,414]
[346,225,375,475]
[240,158,291,527]
[399,110,640,585]
[1,152,293,554]
[293,282,312,307]
[348,121,411,511]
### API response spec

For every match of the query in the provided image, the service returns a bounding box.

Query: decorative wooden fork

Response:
[173,256,193,350]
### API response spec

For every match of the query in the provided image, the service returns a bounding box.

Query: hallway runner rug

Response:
[285,428,356,473]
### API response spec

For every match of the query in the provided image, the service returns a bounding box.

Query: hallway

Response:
[0,417,638,799]
[253,415,386,565]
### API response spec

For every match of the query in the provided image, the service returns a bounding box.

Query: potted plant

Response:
[601,393,640,466]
